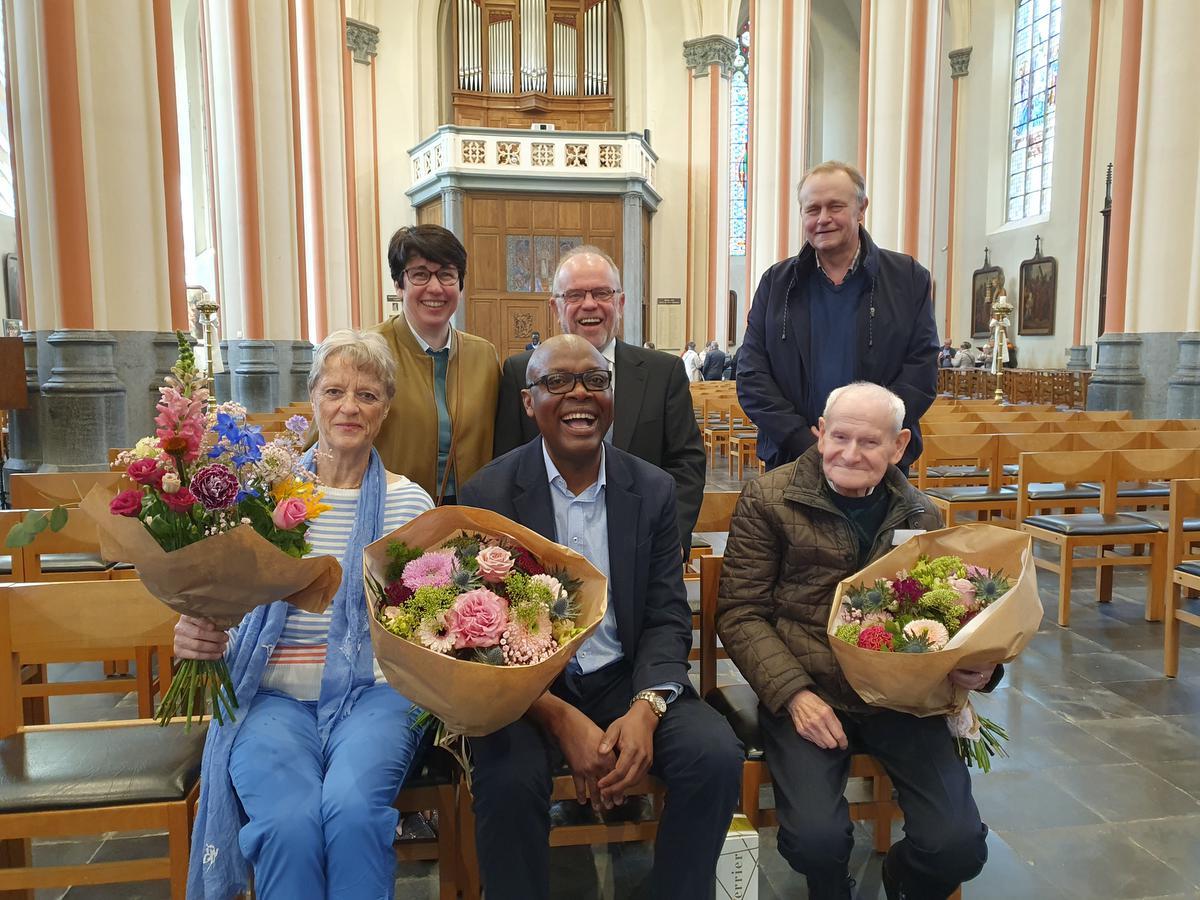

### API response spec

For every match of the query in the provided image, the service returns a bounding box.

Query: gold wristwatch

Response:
[631,690,667,719]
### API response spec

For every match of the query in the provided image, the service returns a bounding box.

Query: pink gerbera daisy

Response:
[402,550,457,591]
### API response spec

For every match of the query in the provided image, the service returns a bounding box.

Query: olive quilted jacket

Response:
[716,446,943,714]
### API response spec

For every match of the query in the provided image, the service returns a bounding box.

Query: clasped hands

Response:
[553,701,660,812]
[787,664,998,750]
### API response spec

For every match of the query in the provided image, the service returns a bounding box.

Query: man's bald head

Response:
[823,382,905,436]
[525,334,610,385]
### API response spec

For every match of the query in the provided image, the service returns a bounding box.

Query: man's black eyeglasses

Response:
[526,369,613,394]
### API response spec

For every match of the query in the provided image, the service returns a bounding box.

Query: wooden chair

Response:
[8,471,131,509]
[1018,448,1200,627]
[697,557,929,878]
[0,581,205,900]
[8,579,175,725]
[1162,479,1200,677]
[17,507,118,583]
[391,754,462,900]
[687,490,742,580]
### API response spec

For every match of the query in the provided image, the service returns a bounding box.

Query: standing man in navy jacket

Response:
[736,161,939,472]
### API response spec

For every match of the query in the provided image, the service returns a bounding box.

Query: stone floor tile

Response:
[969,770,1104,831]
[1063,651,1163,683]
[1121,815,1200,888]
[1140,757,1200,801]
[1022,682,1155,721]
[1047,763,1200,822]
[1102,677,1200,716]
[1077,717,1200,764]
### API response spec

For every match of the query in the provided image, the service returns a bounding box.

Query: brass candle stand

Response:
[194,292,221,388]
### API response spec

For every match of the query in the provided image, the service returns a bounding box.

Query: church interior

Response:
[2,0,1200,897]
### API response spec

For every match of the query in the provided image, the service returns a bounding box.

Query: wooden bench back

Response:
[1152,431,1200,449]
[915,433,999,491]
[1069,431,1153,451]
[17,507,114,582]
[1015,450,1112,521]
[694,491,741,533]
[0,579,178,735]
[9,471,131,509]
[1167,479,1200,569]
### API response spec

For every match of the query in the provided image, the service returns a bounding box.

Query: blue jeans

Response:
[229,684,423,900]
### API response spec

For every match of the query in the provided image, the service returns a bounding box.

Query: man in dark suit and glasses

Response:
[462,335,741,900]
[493,246,705,552]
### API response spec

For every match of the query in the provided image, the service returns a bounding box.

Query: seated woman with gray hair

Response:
[179,329,434,899]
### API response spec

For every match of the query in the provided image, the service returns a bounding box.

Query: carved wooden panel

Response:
[463,192,624,356]
[416,201,443,227]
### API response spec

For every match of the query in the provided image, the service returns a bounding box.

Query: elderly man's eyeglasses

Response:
[555,288,618,304]
[526,369,613,394]
[405,267,460,286]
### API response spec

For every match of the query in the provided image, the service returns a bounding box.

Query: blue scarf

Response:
[188,447,387,899]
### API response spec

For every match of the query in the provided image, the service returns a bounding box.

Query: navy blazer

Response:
[459,438,693,694]
[492,340,706,552]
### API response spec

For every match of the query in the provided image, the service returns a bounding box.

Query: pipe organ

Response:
[454,0,615,130]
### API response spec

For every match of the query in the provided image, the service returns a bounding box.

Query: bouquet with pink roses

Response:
[76,334,341,726]
[364,506,607,738]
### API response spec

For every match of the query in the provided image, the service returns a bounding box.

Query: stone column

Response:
[1167,333,1200,419]
[441,187,467,331]
[3,334,42,487]
[1066,346,1093,370]
[683,35,736,344]
[345,17,383,329]
[944,47,970,340]
[1086,333,1145,416]
[231,340,281,413]
[39,332,127,472]
[621,192,645,348]
[289,341,315,404]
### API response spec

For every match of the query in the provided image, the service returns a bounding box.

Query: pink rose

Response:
[271,497,308,530]
[126,458,164,487]
[162,487,197,514]
[950,577,979,612]
[446,588,509,649]
[109,489,143,518]
[475,545,515,583]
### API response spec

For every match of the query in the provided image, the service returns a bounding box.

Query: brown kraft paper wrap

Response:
[80,485,342,630]
[826,524,1042,717]
[364,505,608,737]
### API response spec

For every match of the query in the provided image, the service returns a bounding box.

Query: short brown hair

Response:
[387,224,467,288]
[797,160,868,207]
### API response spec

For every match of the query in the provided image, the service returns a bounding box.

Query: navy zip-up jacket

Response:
[736,227,939,470]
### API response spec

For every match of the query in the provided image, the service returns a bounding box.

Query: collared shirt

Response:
[599,337,616,441]
[542,441,681,702]
[815,241,863,286]
[410,320,456,497]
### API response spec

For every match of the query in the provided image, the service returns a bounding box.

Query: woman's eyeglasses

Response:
[404,267,460,286]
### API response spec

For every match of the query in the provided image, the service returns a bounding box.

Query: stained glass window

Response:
[1006,0,1061,222]
[728,20,750,255]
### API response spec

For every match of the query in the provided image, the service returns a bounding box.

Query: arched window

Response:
[451,0,621,131]
[1006,0,1061,222]
[728,18,750,255]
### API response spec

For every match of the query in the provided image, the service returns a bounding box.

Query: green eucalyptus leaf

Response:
[4,524,31,548]
[25,511,49,534]
[49,505,68,531]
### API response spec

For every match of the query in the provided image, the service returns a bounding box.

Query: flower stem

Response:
[156,658,240,729]
[953,715,1010,773]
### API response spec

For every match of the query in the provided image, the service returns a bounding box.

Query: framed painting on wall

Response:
[1018,237,1057,336]
[971,250,1004,340]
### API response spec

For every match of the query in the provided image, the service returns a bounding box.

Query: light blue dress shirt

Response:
[542,441,681,703]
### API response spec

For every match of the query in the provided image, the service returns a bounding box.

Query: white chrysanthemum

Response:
[530,573,565,600]
[255,442,297,486]
[903,618,950,650]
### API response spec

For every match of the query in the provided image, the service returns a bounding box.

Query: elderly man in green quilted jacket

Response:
[716,382,999,900]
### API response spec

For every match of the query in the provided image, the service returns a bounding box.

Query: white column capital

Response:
[346,18,380,65]
[682,35,738,77]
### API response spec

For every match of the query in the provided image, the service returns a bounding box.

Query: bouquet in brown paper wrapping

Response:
[73,334,342,727]
[827,524,1042,770]
[363,505,607,742]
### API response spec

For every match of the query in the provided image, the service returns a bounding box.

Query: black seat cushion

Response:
[398,746,457,790]
[1023,483,1101,501]
[1080,481,1170,499]
[703,682,764,759]
[0,723,207,813]
[1123,511,1200,532]
[1022,513,1162,536]
[925,486,1016,502]
[925,465,989,479]
[1178,561,1200,579]
[34,553,114,574]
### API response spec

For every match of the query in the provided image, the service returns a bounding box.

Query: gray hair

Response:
[307,329,397,400]
[797,160,868,208]
[823,382,905,434]
[551,244,623,296]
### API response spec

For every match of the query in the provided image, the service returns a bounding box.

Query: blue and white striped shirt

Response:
[259,477,433,699]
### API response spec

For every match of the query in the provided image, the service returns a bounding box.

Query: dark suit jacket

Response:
[493,340,706,550]
[460,440,693,693]
[701,349,727,381]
